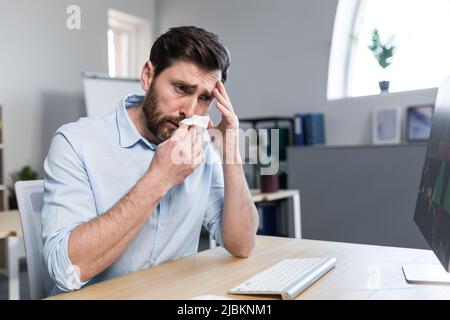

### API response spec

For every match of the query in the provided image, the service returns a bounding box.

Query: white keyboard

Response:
[228,257,337,300]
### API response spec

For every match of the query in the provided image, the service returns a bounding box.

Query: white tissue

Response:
[179,115,210,129]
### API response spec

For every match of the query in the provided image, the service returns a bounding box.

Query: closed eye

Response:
[199,95,213,102]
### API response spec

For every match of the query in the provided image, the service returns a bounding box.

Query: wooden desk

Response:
[0,210,24,300]
[48,236,450,300]
[0,210,22,238]
[250,189,298,203]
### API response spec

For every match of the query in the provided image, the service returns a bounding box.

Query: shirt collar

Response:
[116,94,157,150]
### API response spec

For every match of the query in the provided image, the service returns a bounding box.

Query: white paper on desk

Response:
[179,115,210,129]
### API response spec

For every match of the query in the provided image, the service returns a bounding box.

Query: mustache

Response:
[160,115,186,125]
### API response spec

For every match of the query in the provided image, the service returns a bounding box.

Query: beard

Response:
[142,81,185,143]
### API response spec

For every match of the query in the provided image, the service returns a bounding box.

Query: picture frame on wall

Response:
[372,107,402,144]
[406,104,434,142]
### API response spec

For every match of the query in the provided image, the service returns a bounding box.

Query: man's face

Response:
[142,60,221,142]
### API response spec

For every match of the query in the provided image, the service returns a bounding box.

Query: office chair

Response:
[15,180,53,300]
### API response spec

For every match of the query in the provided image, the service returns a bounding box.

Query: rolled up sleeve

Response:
[42,129,97,292]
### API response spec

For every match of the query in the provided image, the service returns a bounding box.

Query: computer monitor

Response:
[403,76,450,284]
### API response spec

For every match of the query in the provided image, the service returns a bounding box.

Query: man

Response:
[42,26,259,294]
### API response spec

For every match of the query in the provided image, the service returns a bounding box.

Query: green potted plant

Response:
[368,28,396,92]
[8,165,38,209]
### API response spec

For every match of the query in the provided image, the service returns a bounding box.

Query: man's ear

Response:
[141,61,154,91]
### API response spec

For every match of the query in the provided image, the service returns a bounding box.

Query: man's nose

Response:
[180,96,197,118]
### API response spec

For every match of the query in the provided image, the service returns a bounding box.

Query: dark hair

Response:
[150,26,230,83]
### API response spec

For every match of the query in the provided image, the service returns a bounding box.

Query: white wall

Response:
[0,0,155,185]
[156,0,438,145]
[0,0,440,191]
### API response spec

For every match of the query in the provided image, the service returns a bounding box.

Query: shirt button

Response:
[158,225,164,231]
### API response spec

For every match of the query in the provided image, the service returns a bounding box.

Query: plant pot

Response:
[379,81,390,92]
[8,196,18,210]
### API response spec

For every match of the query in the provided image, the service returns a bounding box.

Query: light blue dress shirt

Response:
[42,94,225,294]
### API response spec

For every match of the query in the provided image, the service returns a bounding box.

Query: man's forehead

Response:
[165,60,221,88]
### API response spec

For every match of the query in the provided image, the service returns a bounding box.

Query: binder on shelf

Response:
[279,128,289,160]
[304,113,325,145]
[294,113,306,146]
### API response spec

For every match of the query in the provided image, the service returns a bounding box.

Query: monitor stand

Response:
[402,264,450,284]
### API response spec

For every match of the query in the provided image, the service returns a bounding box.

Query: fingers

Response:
[213,88,231,110]
[215,101,233,119]
[170,124,204,166]
[217,81,230,102]
[213,81,234,112]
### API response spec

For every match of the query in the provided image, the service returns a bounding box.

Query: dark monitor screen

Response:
[414,77,450,271]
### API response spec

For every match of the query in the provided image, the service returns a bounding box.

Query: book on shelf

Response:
[294,113,325,146]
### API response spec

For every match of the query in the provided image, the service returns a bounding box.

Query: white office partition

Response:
[82,73,144,117]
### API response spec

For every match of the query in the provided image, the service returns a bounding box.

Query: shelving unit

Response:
[238,117,296,238]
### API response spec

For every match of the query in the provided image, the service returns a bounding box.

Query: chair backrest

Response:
[15,180,53,300]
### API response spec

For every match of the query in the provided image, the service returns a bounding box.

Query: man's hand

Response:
[208,81,240,163]
[147,124,204,193]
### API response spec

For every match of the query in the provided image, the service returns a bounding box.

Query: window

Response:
[107,9,152,78]
[328,0,450,99]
